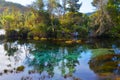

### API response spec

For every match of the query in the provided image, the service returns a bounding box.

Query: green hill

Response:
[0,0,29,13]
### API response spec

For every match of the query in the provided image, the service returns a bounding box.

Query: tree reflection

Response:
[4,41,18,56]
[27,41,85,77]
[89,54,120,76]
[4,41,35,66]
[3,40,86,79]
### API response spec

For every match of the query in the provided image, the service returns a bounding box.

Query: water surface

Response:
[0,39,119,80]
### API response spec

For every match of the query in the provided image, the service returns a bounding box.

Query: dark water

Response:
[0,39,120,80]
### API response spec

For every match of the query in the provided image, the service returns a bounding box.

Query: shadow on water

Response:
[0,39,120,80]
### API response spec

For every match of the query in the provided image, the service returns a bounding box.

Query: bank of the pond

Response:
[2,27,120,42]
[1,29,120,45]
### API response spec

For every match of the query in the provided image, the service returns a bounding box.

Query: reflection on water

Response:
[89,53,120,80]
[0,40,120,80]
[73,50,98,80]
[112,44,120,54]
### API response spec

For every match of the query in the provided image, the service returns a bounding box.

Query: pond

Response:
[0,39,120,80]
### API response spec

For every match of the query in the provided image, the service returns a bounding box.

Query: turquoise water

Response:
[0,39,120,80]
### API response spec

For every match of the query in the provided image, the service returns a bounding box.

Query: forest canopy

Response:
[0,0,120,39]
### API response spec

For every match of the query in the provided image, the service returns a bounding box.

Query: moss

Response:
[76,40,82,43]
[65,40,73,44]
[33,37,39,40]
[91,48,114,58]
[40,37,47,41]
[16,66,25,72]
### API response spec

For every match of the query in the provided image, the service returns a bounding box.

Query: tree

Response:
[0,8,22,30]
[0,7,36,39]
[60,12,89,38]
[66,0,82,12]
[32,0,44,11]
[30,10,52,38]
[90,0,120,37]
[106,0,120,26]
[105,0,120,37]
[61,0,67,14]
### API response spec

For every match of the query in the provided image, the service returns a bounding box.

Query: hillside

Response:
[0,0,29,13]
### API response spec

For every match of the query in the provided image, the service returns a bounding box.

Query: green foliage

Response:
[60,12,89,38]
[0,0,120,39]
[0,8,35,39]
[105,0,120,37]
[5,30,19,39]
[19,27,30,39]
[90,0,120,37]
[0,0,89,40]
[32,0,44,10]
[0,8,23,30]
[66,0,82,12]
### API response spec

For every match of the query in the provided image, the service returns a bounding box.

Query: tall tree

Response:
[66,0,82,12]
[46,0,62,15]
[61,0,67,14]
[106,0,120,26]
[32,0,44,11]
[105,0,120,37]
[90,0,120,36]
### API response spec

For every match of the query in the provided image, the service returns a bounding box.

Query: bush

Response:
[18,28,30,39]
[6,29,18,39]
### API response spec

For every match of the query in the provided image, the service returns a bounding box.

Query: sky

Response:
[5,0,96,13]
[80,0,96,13]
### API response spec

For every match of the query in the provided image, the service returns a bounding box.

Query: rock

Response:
[40,38,47,41]
[4,69,8,73]
[16,66,25,72]
[76,40,82,43]
[65,40,73,44]
[33,37,39,40]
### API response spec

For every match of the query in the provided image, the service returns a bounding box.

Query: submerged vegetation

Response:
[0,0,120,40]
[16,66,25,72]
